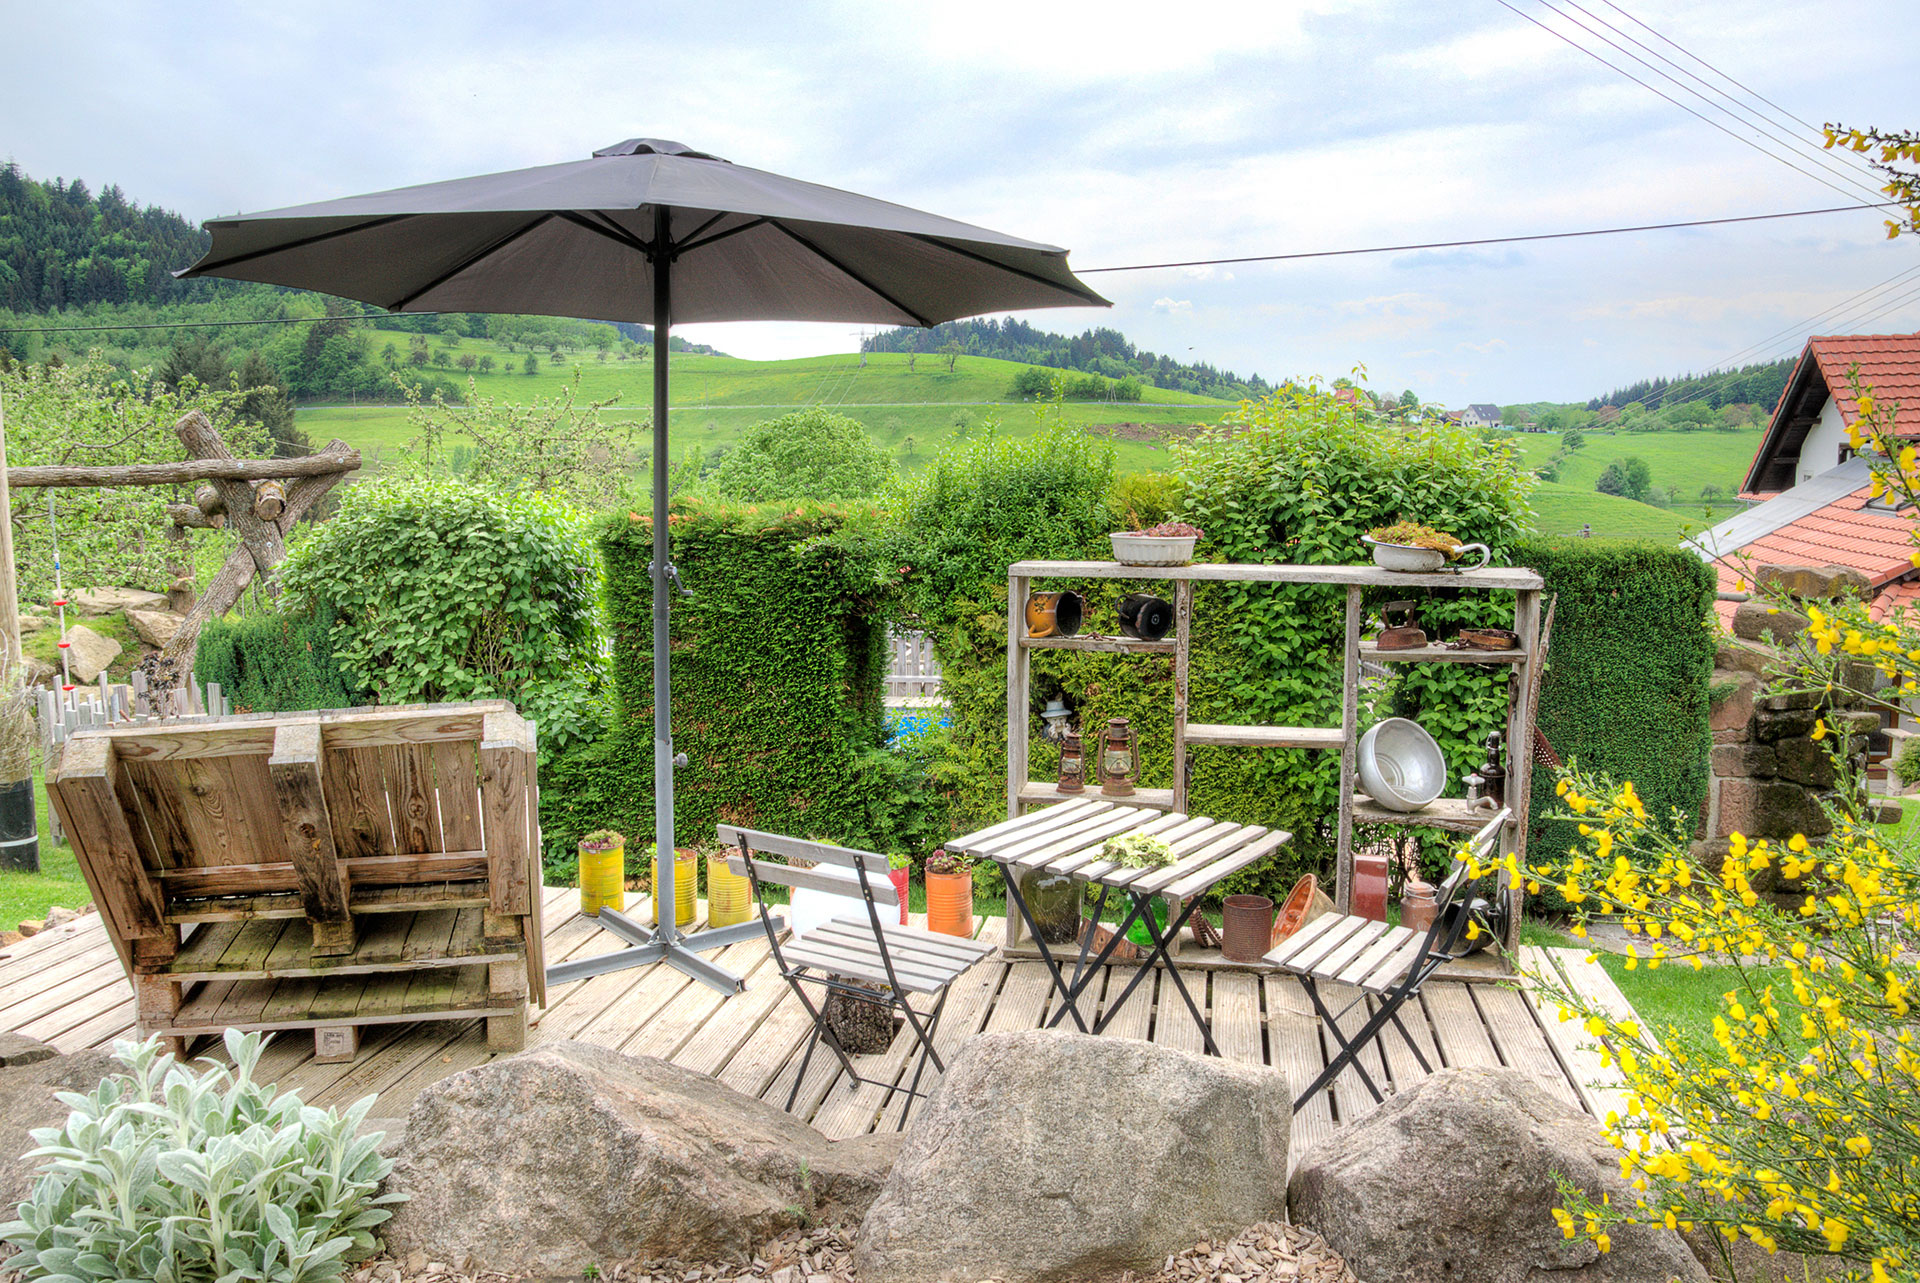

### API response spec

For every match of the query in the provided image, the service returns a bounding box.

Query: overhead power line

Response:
[0,310,439,337]
[1076,200,1897,274]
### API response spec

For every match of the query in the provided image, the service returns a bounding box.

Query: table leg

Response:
[1093,893,1221,1056]
[1044,889,1154,1030]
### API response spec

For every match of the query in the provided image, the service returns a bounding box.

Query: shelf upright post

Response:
[1337,584,1362,913]
[1502,586,1543,956]
[1008,568,1030,820]
[1172,578,1192,813]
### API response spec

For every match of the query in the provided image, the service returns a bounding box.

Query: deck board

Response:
[0,899,1627,1143]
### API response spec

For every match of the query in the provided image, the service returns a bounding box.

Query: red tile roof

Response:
[1870,578,1920,624]
[1709,480,1919,625]
[1805,331,1920,428]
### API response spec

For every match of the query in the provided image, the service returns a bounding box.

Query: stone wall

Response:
[1698,565,1895,909]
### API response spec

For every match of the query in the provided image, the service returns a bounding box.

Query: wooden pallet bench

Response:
[47,700,546,1063]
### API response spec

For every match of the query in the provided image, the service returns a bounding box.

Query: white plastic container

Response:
[1110,532,1198,566]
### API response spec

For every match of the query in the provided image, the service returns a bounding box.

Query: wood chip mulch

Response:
[354,1219,1359,1283]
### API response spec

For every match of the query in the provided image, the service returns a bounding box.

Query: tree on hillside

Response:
[1595,456,1653,502]
[712,407,895,503]
[941,340,963,373]
[159,337,230,392]
[522,353,538,376]
[1663,400,1714,430]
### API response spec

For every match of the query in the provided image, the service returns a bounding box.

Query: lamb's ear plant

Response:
[1,1029,403,1283]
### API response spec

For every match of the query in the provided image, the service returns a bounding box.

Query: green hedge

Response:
[538,501,925,877]
[1514,537,1716,883]
[195,606,369,713]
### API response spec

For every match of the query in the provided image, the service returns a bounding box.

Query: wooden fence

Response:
[886,629,942,698]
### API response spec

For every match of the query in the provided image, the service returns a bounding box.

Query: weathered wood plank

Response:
[478,713,532,920]
[269,722,353,955]
[323,745,395,859]
[384,744,438,855]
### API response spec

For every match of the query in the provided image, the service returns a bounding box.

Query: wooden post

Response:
[0,393,19,672]
[1006,571,1030,818]
[479,710,533,937]
[1172,579,1192,812]
[1336,585,1362,914]
[487,957,529,1051]
[269,720,355,955]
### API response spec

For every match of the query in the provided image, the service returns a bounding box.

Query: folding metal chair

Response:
[719,824,994,1120]
[1266,807,1512,1112]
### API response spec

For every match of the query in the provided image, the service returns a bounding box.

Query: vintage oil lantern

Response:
[1057,730,1087,793]
[1478,730,1508,809]
[1099,717,1137,797]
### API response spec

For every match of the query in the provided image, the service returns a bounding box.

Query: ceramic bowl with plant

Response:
[1111,520,1203,567]
[1361,521,1491,573]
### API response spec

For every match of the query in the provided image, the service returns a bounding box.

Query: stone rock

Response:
[1732,600,1808,645]
[855,1030,1290,1283]
[21,656,54,686]
[1715,778,1832,840]
[167,575,196,616]
[0,1048,121,1210]
[381,1041,900,1274]
[1714,724,1751,745]
[16,614,46,635]
[1709,671,1761,734]
[70,586,166,616]
[61,624,121,684]
[124,608,184,650]
[1714,639,1776,677]
[0,1033,57,1067]
[1684,1225,1848,1282]
[1289,1067,1705,1283]
[1754,564,1871,601]
[42,905,86,928]
[1754,707,1819,743]
[1872,797,1905,825]
[1711,743,1776,778]
[1771,738,1836,789]
[16,919,41,936]
[1758,689,1821,712]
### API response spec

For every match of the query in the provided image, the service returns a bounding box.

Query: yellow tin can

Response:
[651,848,698,927]
[579,837,626,917]
[706,850,754,927]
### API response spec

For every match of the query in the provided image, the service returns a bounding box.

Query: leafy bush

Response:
[281,477,605,752]
[538,501,928,873]
[2,1031,399,1283]
[195,604,370,713]
[712,407,896,502]
[1896,737,1920,788]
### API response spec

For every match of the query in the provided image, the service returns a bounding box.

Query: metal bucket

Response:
[1221,894,1274,962]
[0,777,37,873]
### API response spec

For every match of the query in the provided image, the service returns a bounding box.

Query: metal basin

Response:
[1357,718,1446,811]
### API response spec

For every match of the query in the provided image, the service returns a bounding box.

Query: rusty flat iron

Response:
[1375,600,1428,650]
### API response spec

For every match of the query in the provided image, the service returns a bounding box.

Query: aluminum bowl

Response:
[1357,718,1446,811]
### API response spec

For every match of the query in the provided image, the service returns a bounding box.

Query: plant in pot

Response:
[924,847,975,937]
[1111,519,1203,567]
[1361,521,1491,573]
[706,843,753,928]
[1101,832,1176,947]
[577,829,625,917]
[886,852,911,926]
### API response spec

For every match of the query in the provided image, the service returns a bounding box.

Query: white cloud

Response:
[1154,297,1195,317]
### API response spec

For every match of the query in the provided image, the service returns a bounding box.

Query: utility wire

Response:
[1538,0,1886,202]
[1596,0,1824,135]
[0,310,438,337]
[1495,0,1886,209]
[1075,200,1897,274]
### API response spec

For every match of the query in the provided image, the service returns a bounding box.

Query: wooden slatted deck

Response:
[0,889,1634,1149]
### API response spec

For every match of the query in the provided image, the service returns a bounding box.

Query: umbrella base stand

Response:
[544,907,783,993]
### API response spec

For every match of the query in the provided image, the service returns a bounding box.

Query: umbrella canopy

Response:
[181,138,1108,324]
[179,139,1106,994]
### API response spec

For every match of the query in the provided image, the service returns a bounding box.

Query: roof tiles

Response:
[1805,331,1920,427]
[1709,480,1919,625]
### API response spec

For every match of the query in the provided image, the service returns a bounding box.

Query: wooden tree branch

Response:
[252,480,286,522]
[193,483,225,519]
[8,450,358,489]
[175,411,286,576]
[166,503,224,530]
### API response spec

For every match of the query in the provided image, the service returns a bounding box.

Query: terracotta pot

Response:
[926,869,974,937]
[1272,873,1334,947]
[1220,894,1275,962]
[888,867,910,926]
[1400,878,1439,934]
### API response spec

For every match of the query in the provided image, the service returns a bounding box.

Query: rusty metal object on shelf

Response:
[1454,626,1520,650]
[1374,600,1427,650]
[1025,590,1083,639]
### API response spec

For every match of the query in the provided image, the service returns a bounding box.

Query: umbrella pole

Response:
[547,212,764,995]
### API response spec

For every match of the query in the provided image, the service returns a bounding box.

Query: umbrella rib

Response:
[768,221,934,327]
[902,233,1111,306]
[557,210,656,256]
[176,214,414,278]
[674,216,770,259]
[389,213,558,310]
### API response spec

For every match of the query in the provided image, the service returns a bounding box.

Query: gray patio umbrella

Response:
[179,138,1108,994]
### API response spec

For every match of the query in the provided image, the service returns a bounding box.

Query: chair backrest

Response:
[1425,806,1512,958]
[716,824,899,908]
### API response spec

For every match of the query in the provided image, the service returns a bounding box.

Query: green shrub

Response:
[280,476,604,751]
[2,1031,399,1283]
[195,604,369,713]
[1512,536,1715,903]
[538,501,927,872]
[712,407,896,502]
[1894,736,1920,787]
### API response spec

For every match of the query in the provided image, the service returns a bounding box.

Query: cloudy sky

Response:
[5,0,1917,404]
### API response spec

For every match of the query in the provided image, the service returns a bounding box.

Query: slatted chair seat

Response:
[718,824,992,1122]
[1267,807,1511,1112]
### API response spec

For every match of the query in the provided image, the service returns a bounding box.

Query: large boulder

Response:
[1289,1067,1705,1283]
[0,1046,120,1210]
[855,1030,1291,1283]
[124,608,185,650]
[380,1041,899,1274]
[70,586,166,616]
[61,624,121,684]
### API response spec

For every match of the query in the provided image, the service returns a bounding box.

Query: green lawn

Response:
[1511,426,1763,504]
[1528,482,1713,542]
[1601,953,1800,1050]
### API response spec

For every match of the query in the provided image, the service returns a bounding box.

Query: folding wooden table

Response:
[951,798,1290,1055]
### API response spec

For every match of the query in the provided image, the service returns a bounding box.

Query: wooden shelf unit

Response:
[1005,559,1545,963]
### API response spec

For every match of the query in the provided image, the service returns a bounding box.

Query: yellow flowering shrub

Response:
[1516,769,1920,1281]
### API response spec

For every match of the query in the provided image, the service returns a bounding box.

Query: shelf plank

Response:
[1350,795,1516,834]
[161,963,517,1034]
[164,907,524,981]
[1185,724,1342,749]
[1008,560,1544,591]
[1019,634,1175,654]
[1359,642,1527,664]
[1018,781,1175,811]
[164,880,491,924]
